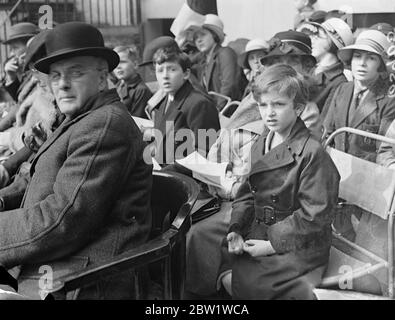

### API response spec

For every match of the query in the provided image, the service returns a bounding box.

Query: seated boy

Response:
[114,46,152,118]
[150,46,220,168]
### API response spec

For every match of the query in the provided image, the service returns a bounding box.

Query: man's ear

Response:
[183,68,191,80]
[99,70,109,91]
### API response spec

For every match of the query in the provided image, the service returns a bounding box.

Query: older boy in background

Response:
[114,46,152,118]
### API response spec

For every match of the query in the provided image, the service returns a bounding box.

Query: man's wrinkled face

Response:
[48,56,107,117]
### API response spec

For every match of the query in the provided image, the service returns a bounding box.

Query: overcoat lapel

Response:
[350,90,384,128]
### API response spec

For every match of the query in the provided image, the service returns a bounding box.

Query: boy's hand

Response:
[227,232,244,255]
[243,239,276,257]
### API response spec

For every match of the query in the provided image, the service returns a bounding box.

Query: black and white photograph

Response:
[0,0,394,307]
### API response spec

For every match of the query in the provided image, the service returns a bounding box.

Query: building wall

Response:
[140,0,395,43]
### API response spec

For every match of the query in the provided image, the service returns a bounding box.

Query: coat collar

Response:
[249,117,311,175]
[116,74,143,99]
[349,78,386,128]
[31,89,121,171]
[205,44,220,86]
[154,80,193,133]
[315,61,345,85]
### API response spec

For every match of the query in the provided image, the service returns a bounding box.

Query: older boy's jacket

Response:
[228,118,340,299]
[323,79,395,162]
[116,74,152,119]
[0,89,152,299]
[153,80,220,165]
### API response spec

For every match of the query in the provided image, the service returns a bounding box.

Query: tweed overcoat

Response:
[0,89,152,299]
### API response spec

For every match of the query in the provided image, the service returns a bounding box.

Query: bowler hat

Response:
[2,22,38,44]
[139,36,179,67]
[238,38,270,69]
[261,30,316,65]
[34,22,119,74]
[338,29,390,66]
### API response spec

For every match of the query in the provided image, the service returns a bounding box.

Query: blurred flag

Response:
[170,0,218,40]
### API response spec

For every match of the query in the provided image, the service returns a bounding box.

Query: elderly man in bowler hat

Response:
[0,22,152,300]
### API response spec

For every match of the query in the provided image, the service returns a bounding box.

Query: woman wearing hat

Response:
[324,29,395,162]
[193,14,245,110]
[299,18,354,119]
[238,38,269,99]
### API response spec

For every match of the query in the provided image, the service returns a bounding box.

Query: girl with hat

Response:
[193,14,245,110]
[324,29,395,162]
[238,38,269,99]
[299,18,354,119]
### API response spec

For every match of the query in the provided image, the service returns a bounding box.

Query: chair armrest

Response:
[48,236,171,295]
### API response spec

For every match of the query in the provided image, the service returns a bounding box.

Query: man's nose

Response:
[57,75,71,89]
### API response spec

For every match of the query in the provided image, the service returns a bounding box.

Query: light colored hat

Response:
[201,14,225,44]
[299,18,353,50]
[238,39,270,69]
[338,29,390,66]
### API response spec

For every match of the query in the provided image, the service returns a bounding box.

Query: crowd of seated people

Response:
[0,5,394,300]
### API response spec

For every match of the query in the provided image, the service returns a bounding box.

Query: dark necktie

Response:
[348,89,367,124]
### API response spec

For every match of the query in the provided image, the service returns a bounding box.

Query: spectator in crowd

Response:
[299,18,354,119]
[261,30,321,137]
[0,22,152,300]
[323,29,395,162]
[0,23,39,132]
[237,38,270,99]
[150,46,220,167]
[184,37,325,299]
[370,22,394,36]
[217,64,339,300]
[193,14,245,110]
[113,45,152,118]
[294,0,317,29]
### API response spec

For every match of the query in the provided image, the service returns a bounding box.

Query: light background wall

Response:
[141,0,395,42]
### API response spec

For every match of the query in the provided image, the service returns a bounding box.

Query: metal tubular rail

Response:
[324,127,395,298]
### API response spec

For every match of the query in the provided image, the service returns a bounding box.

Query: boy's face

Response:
[114,51,138,81]
[155,61,189,95]
[256,90,300,137]
[351,50,382,84]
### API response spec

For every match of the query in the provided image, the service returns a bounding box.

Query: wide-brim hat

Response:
[193,14,225,44]
[261,30,316,65]
[34,22,119,74]
[338,29,390,66]
[23,30,50,72]
[139,36,179,67]
[238,38,270,69]
[2,22,38,44]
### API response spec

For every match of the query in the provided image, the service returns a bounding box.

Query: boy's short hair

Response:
[153,47,191,71]
[114,45,140,63]
[252,64,309,108]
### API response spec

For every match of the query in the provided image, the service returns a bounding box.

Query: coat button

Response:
[271,194,279,203]
[251,186,257,194]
